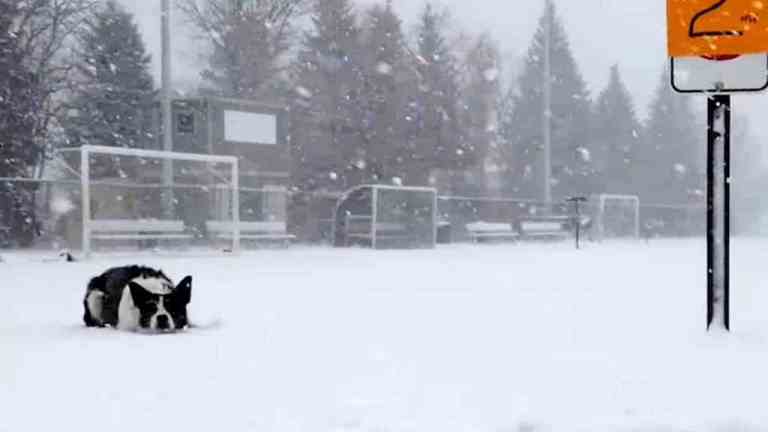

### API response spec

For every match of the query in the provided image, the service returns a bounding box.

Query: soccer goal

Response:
[333,185,438,249]
[594,194,640,240]
[62,145,240,257]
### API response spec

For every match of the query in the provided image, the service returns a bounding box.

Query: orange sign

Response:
[668,0,768,57]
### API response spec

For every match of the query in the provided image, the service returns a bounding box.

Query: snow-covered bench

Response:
[344,215,409,246]
[466,221,519,243]
[89,219,192,251]
[206,221,295,245]
[517,216,571,240]
[89,219,192,242]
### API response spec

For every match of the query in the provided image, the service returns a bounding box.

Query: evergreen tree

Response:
[0,0,43,246]
[637,66,701,204]
[356,0,416,185]
[64,0,155,162]
[499,0,593,200]
[181,0,301,99]
[458,34,501,195]
[413,4,466,183]
[592,64,641,195]
[291,0,364,191]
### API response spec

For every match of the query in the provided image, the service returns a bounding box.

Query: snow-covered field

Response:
[3,239,768,432]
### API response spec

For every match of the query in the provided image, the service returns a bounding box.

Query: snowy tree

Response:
[456,33,501,195]
[636,66,702,205]
[412,4,476,191]
[592,64,641,195]
[290,0,365,191]
[498,0,593,200]
[354,0,418,185]
[14,0,98,175]
[180,0,306,99]
[0,0,43,246]
[63,0,155,172]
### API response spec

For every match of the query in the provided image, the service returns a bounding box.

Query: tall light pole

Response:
[542,0,552,207]
[161,0,174,216]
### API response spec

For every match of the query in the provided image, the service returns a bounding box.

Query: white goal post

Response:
[333,185,439,249]
[594,194,640,240]
[69,145,240,257]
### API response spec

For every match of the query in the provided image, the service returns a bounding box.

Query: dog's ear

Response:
[128,282,152,305]
[175,276,192,305]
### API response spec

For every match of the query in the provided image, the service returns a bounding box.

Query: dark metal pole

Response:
[575,213,581,250]
[161,0,174,217]
[567,196,587,250]
[707,95,731,331]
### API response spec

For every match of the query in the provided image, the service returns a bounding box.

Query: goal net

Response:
[60,145,239,257]
[334,185,438,249]
[594,194,640,240]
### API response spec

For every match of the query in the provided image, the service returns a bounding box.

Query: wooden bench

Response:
[465,221,519,243]
[90,219,192,241]
[344,215,409,246]
[517,216,571,240]
[89,220,192,251]
[206,221,296,244]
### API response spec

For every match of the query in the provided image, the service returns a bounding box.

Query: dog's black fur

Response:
[83,265,191,331]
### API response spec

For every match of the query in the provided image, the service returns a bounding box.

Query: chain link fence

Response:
[0,176,714,250]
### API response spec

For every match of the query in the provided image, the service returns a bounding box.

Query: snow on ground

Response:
[3,239,768,432]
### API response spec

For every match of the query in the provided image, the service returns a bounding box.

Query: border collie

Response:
[83,266,192,332]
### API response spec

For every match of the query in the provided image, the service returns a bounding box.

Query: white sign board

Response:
[671,54,768,93]
[224,110,277,145]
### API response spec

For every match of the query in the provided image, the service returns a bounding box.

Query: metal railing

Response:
[0,176,717,249]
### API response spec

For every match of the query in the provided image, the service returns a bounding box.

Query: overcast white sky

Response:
[119,0,768,143]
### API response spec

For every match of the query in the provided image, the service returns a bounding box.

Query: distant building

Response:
[153,97,292,224]
[156,96,290,190]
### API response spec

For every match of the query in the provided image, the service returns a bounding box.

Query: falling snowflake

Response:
[295,86,313,98]
[483,68,499,82]
[329,171,338,180]
[376,61,393,75]
[577,147,591,162]
[50,196,75,215]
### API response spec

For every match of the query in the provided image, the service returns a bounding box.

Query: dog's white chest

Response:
[117,287,140,331]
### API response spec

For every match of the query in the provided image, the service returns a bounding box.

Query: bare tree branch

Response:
[12,0,98,176]
[177,0,307,98]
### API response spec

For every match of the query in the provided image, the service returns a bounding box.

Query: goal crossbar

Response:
[76,145,240,257]
[595,194,640,239]
[66,145,238,165]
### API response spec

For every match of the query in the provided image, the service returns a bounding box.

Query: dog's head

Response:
[128,276,192,332]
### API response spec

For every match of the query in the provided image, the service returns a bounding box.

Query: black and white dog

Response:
[83,266,192,332]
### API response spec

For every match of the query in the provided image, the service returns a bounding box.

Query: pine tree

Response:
[355,0,417,185]
[592,64,641,195]
[181,0,300,99]
[498,0,593,200]
[64,0,155,161]
[291,0,364,191]
[458,34,501,195]
[413,4,462,175]
[413,3,489,192]
[0,0,43,246]
[637,66,701,204]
